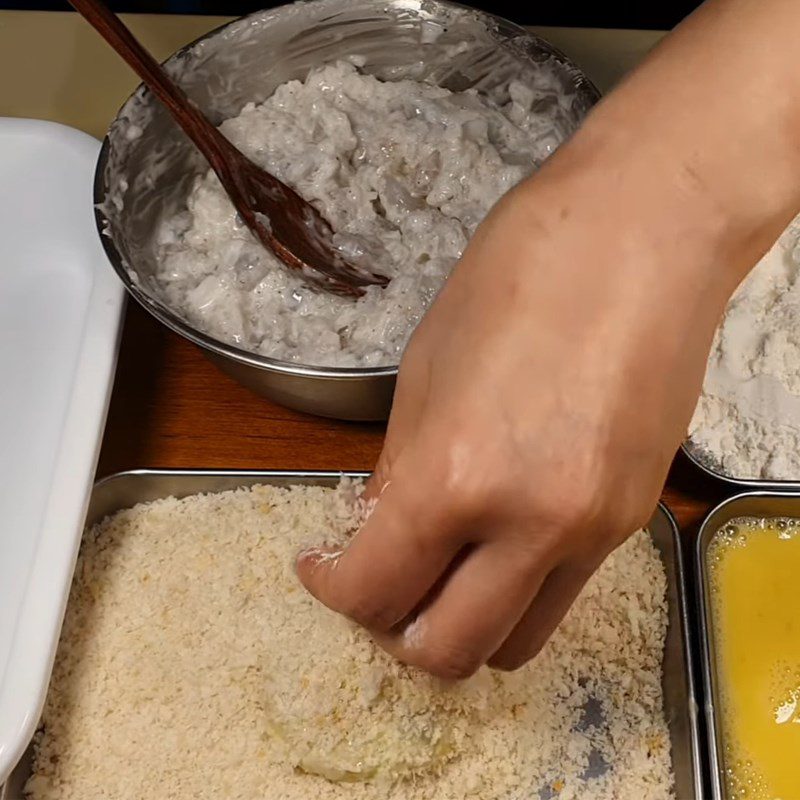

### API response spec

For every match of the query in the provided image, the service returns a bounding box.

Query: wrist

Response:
[517,129,744,311]
[529,0,800,303]
[528,106,797,312]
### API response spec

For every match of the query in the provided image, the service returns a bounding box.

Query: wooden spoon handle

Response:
[68,0,235,174]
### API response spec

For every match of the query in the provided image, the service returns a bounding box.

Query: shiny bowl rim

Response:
[92,0,601,380]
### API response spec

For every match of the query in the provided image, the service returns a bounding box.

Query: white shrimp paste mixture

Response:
[154,62,563,367]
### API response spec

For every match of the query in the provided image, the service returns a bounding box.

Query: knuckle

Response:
[429,454,493,527]
[417,642,484,681]
[425,443,610,536]
[532,480,605,534]
[337,594,401,630]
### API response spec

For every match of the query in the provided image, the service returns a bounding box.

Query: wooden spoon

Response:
[69,0,389,297]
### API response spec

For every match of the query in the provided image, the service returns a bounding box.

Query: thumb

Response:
[296,459,463,633]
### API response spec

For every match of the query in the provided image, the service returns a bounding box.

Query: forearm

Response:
[533,0,800,303]
[299,0,800,684]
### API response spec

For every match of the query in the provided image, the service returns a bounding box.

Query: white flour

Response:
[688,218,800,480]
[154,61,564,368]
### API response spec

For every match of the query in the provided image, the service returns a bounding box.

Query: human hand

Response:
[296,138,736,677]
[297,0,800,677]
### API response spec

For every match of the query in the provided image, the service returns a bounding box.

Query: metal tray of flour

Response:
[681,440,800,492]
[0,470,704,799]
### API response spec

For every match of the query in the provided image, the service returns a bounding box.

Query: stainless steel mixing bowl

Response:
[93,0,600,421]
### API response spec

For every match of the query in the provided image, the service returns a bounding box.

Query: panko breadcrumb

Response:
[26,480,674,800]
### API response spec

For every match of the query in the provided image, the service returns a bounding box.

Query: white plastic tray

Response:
[0,118,124,783]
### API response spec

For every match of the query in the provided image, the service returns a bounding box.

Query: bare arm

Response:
[297,0,800,677]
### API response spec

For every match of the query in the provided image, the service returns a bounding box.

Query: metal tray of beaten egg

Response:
[696,491,800,800]
[1,470,703,799]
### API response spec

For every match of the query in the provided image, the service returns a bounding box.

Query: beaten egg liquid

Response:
[708,518,800,799]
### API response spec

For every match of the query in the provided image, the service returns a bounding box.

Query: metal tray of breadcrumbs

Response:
[0,469,704,799]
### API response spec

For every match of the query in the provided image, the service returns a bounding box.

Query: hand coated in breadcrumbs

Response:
[27,481,675,800]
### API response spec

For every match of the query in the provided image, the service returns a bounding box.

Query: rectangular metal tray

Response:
[696,491,800,800]
[681,441,800,492]
[2,469,703,799]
